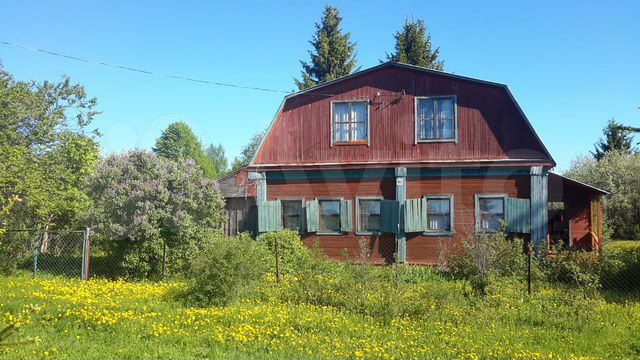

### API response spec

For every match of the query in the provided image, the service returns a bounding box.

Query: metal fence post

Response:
[81,227,91,280]
[33,233,40,278]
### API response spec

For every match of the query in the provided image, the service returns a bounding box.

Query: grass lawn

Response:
[1,272,639,360]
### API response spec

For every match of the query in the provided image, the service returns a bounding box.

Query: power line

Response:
[1,40,297,95]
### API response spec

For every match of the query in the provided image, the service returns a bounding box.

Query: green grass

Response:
[1,271,640,360]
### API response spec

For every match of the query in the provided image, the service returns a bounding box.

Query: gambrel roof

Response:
[250,62,555,170]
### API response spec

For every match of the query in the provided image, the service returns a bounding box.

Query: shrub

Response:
[257,229,316,275]
[543,249,601,297]
[185,233,271,306]
[447,231,529,294]
[600,241,640,290]
[86,150,225,279]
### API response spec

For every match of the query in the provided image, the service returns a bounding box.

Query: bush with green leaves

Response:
[543,248,602,297]
[446,231,532,294]
[565,151,640,240]
[86,150,225,279]
[257,229,319,275]
[185,233,272,306]
[599,241,640,290]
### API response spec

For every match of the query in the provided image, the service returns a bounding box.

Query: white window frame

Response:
[423,194,455,236]
[330,100,371,146]
[474,194,507,233]
[355,196,383,236]
[414,95,458,144]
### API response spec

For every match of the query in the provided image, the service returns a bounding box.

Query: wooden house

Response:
[220,62,608,264]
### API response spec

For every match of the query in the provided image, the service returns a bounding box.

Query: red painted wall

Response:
[267,175,530,264]
[254,65,553,168]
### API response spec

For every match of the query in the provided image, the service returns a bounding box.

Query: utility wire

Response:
[1,40,298,95]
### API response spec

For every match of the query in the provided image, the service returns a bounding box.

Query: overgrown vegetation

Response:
[1,231,640,359]
[185,233,271,306]
[565,151,640,240]
[85,150,225,279]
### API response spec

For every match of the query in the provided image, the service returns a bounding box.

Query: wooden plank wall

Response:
[267,176,530,264]
[254,66,552,166]
[223,197,257,237]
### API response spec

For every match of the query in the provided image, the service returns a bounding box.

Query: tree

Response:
[153,121,216,178]
[205,143,228,178]
[385,18,444,70]
[86,150,225,278]
[295,5,358,90]
[0,65,100,232]
[592,118,634,160]
[565,151,640,239]
[231,130,265,171]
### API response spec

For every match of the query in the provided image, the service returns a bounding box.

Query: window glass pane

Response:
[439,117,454,139]
[353,121,367,141]
[282,200,303,230]
[427,198,451,231]
[319,200,341,232]
[479,197,505,231]
[359,199,381,232]
[418,99,434,120]
[428,214,450,231]
[418,100,435,140]
[480,198,504,214]
[334,103,349,122]
[351,102,367,122]
[438,98,453,120]
[427,199,449,215]
[336,123,349,142]
[421,118,435,140]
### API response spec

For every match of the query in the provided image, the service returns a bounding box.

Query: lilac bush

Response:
[87,150,225,278]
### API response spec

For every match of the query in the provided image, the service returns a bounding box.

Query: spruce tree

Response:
[386,18,444,70]
[295,5,358,90]
[592,118,634,160]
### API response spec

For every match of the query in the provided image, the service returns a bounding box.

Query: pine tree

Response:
[592,118,634,160]
[386,18,444,70]
[295,5,358,90]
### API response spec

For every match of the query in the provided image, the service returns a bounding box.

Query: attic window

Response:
[332,101,369,145]
[416,96,457,142]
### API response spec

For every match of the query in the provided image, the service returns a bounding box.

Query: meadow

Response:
[1,269,639,360]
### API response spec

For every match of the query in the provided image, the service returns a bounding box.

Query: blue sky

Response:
[1,0,638,171]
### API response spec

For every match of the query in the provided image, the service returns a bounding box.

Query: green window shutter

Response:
[505,197,531,233]
[273,200,282,230]
[380,200,399,234]
[340,200,353,232]
[404,198,426,233]
[258,200,282,233]
[306,200,319,232]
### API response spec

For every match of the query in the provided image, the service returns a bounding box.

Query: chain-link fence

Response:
[3,229,212,280]
[33,229,89,279]
[3,229,91,279]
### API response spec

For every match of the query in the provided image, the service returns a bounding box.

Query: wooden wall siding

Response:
[254,66,552,167]
[405,176,530,264]
[219,168,257,199]
[223,197,257,237]
[267,175,531,264]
